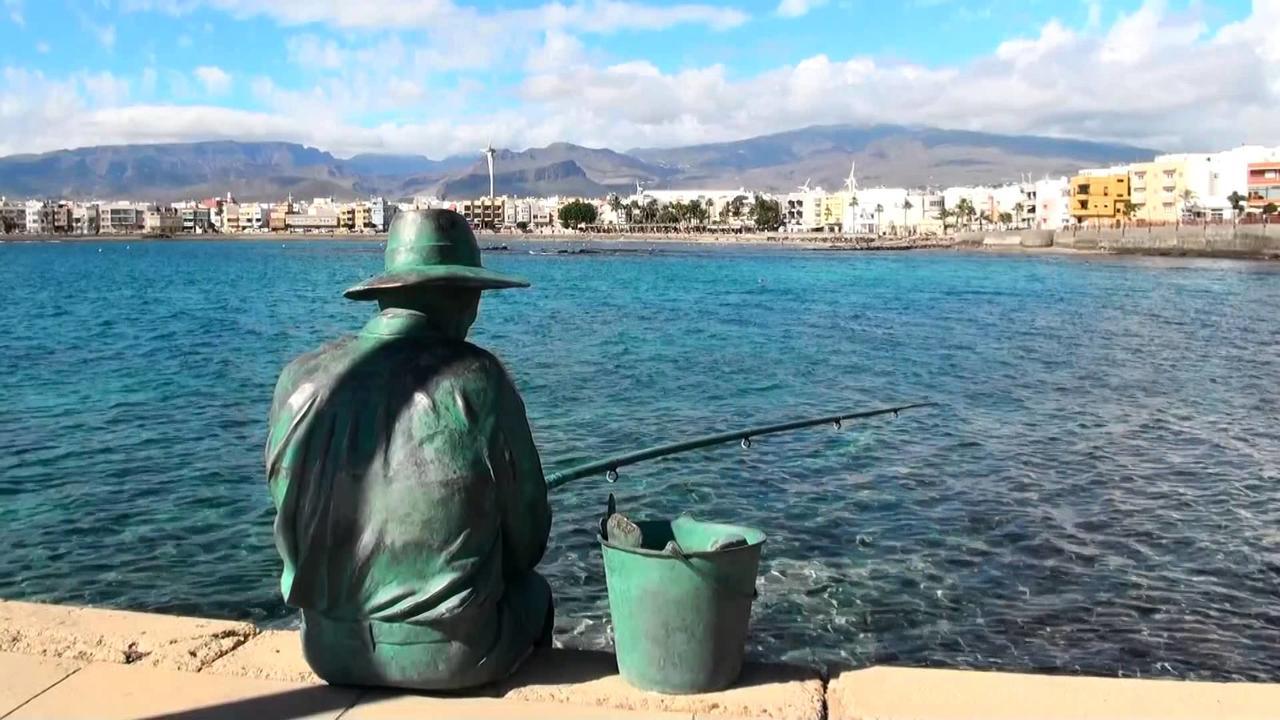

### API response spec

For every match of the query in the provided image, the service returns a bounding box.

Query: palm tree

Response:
[1180,189,1200,220]
[954,198,975,230]
[1227,191,1246,218]
[902,198,913,234]
[1012,201,1025,228]
[938,207,951,233]
[847,194,859,233]
[874,203,884,235]
[607,194,624,227]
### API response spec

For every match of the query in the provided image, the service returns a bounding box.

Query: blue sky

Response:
[0,0,1275,157]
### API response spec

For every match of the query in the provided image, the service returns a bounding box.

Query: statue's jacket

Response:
[266,308,551,688]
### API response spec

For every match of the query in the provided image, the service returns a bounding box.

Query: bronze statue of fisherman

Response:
[265,209,552,690]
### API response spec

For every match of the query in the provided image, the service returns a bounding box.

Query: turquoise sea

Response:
[2,238,1279,680]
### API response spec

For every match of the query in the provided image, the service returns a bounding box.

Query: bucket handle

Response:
[663,542,759,602]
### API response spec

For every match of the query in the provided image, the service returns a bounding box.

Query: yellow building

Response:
[1070,174,1130,223]
[337,205,356,231]
[353,204,372,230]
[1127,159,1187,223]
[461,197,505,229]
[819,193,850,230]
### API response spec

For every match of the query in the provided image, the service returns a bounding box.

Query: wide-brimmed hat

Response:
[344,209,529,300]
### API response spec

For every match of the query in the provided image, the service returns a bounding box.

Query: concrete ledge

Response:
[5,661,359,720]
[0,652,84,716]
[10,601,1280,720]
[347,691,691,719]
[203,629,320,684]
[204,634,824,719]
[0,600,256,671]
[829,666,1280,720]
[498,648,825,720]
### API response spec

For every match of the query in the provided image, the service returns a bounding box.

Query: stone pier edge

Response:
[4,598,1280,719]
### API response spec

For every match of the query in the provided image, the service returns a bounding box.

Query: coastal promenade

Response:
[3,600,1280,719]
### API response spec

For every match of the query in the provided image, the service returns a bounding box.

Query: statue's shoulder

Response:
[273,335,359,398]
[451,341,516,385]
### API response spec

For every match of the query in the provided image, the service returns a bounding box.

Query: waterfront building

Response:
[239,204,270,232]
[52,202,74,233]
[338,204,356,231]
[1033,177,1072,230]
[369,197,395,232]
[221,202,240,233]
[1247,161,1280,211]
[0,199,26,233]
[1128,158,1188,223]
[285,209,339,231]
[913,192,945,233]
[819,193,850,232]
[99,202,147,233]
[72,203,99,234]
[848,188,910,235]
[989,184,1031,226]
[144,207,182,234]
[531,199,556,228]
[24,200,53,234]
[1069,173,1130,224]
[270,199,294,231]
[181,207,213,233]
[784,191,823,231]
[461,197,505,230]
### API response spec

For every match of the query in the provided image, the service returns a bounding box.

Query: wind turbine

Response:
[482,141,497,199]
[798,178,812,193]
[843,160,858,193]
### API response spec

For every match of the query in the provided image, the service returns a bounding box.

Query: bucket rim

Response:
[597,515,767,558]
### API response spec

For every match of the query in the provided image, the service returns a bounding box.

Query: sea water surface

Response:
[1,239,1279,680]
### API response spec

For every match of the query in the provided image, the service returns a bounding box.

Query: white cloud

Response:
[776,0,828,18]
[193,65,231,95]
[96,24,117,49]
[4,0,22,26]
[35,41,50,53]
[122,0,748,33]
[2,0,1277,160]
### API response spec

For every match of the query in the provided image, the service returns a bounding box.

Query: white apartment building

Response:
[99,202,146,233]
[846,188,908,234]
[25,200,53,234]
[1033,177,1072,230]
[239,203,270,231]
[784,191,823,231]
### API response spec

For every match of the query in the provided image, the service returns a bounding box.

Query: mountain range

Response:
[0,124,1156,201]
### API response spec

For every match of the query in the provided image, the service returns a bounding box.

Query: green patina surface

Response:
[265,210,551,691]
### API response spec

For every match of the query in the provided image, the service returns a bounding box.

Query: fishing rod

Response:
[546,402,935,490]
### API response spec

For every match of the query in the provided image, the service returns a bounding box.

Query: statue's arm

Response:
[494,369,552,574]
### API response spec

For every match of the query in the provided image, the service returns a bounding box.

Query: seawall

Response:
[1055,225,1280,258]
[957,225,1280,259]
[3,600,1280,719]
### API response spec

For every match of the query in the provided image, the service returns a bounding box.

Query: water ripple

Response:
[1,240,1278,680]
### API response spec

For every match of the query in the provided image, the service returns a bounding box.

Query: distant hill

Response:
[0,125,1158,201]
[629,124,1156,190]
[0,141,357,201]
[340,153,473,178]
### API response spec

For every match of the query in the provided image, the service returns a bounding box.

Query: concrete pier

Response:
[3,599,1280,719]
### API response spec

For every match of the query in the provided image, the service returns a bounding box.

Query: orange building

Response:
[1070,173,1130,223]
[1246,162,1280,210]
